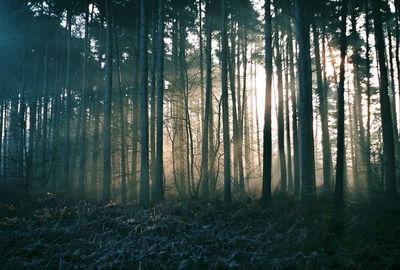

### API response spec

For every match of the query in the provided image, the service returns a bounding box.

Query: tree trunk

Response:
[274,27,287,193]
[385,12,399,145]
[64,11,72,193]
[334,0,348,209]
[241,32,249,197]
[130,2,140,202]
[150,0,157,200]
[175,16,187,198]
[287,21,300,197]
[49,49,61,191]
[228,22,240,195]
[365,0,372,191]
[154,0,165,203]
[42,45,49,188]
[350,9,369,192]
[78,7,90,195]
[92,87,100,200]
[312,20,331,193]
[254,61,262,173]
[201,0,212,198]
[27,57,39,190]
[139,0,150,207]
[114,24,127,204]
[0,99,3,183]
[294,0,316,213]
[221,0,231,203]
[103,0,113,202]
[284,42,293,193]
[395,5,400,135]
[261,0,273,208]
[372,0,397,197]
[199,0,204,126]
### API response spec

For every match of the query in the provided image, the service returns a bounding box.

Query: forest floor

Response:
[0,192,400,270]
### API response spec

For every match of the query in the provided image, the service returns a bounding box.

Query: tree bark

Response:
[64,11,72,193]
[372,0,397,197]
[150,0,157,200]
[335,0,348,209]
[130,2,140,202]
[274,27,287,193]
[78,7,90,195]
[365,0,372,191]
[312,20,331,193]
[114,24,127,204]
[295,0,316,213]
[284,41,293,193]
[154,0,165,203]
[221,0,231,203]
[261,0,273,208]
[42,45,49,188]
[139,0,150,207]
[287,21,300,197]
[201,0,212,198]
[103,0,113,202]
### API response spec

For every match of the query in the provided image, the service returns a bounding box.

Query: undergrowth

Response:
[0,193,399,269]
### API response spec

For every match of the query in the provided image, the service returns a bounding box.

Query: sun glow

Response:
[254,63,267,127]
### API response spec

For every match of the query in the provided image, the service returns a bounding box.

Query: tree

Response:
[103,0,113,202]
[261,0,272,208]
[372,0,397,197]
[139,0,150,207]
[64,11,72,193]
[365,0,372,191]
[221,0,231,203]
[78,5,90,195]
[154,0,165,203]
[287,19,300,197]
[41,45,49,189]
[115,24,127,204]
[274,25,287,193]
[334,0,348,209]
[294,0,316,213]
[130,1,140,202]
[201,0,212,199]
[312,18,331,193]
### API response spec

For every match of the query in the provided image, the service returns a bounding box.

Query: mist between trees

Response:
[0,0,399,214]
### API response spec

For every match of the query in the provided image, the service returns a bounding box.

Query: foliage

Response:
[1,194,400,269]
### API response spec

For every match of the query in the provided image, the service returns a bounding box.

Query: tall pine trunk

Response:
[334,0,348,209]
[287,22,300,197]
[261,0,273,208]
[42,45,49,188]
[64,11,72,193]
[114,24,127,204]
[130,3,140,202]
[295,0,316,213]
[154,0,165,203]
[365,0,372,191]
[78,7,90,195]
[150,0,157,199]
[139,0,150,207]
[221,0,231,203]
[312,20,331,193]
[372,0,397,197]
[103,0,113,202]
[284,43,293,193]
[274,27,287,193]
[201,0,212,198]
